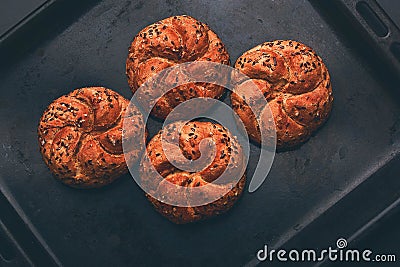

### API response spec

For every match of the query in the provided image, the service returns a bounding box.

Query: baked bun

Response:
[140,121,245,224]
[126,15,230,119]
[38,87,145,188]
[231,40,333,149]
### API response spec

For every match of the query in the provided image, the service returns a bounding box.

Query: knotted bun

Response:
[140,121,245,224]
[231,40,333,149]
[126,15,230,119]
[38,87,145,188]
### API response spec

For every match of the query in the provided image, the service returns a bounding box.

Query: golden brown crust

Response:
[38,87,146,188]
[126,15,230,119]
[140,121,245,224]
[231,40,333,149]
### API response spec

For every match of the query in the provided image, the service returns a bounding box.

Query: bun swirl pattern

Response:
[231,40,333,149]
[38,87,145,188]
[126,15,230,119]
[140,121,245,224]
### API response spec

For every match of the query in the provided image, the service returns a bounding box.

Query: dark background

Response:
[0,0,399,266]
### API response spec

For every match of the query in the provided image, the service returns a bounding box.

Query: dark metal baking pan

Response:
[1,0,400,266]
[322,0,400,79]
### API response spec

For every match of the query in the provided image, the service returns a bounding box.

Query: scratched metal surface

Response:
[0,0,399,266]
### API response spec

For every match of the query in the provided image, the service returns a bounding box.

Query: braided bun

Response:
[126,15,230,119]
[140,121,245,224]
[231,40,333,149]
[38,87,145,188]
